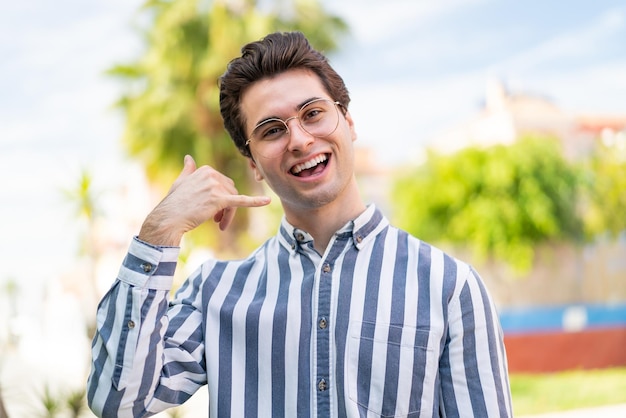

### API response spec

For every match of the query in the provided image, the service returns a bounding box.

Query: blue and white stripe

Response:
[88,205,512,417]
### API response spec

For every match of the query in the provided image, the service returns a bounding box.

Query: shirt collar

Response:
[278,204,388,253]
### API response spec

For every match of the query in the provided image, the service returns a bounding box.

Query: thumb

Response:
[170,155,196,189]
[182,154,196,174]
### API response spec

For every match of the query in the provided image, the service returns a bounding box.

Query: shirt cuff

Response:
[117,236,180,290]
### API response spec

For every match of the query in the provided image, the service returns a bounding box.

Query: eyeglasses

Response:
[245,98,343,158]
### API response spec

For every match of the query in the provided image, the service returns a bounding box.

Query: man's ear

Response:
[248,157,264,181]
[344,110,357,142]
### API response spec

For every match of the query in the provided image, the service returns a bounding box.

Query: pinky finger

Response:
[218,206,237,231]
[213,209,225,224]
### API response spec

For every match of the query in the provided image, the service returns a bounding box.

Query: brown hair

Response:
[219,31,350,158]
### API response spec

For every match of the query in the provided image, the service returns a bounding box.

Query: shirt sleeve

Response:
[439,267,513,417]
[87,237,207,418]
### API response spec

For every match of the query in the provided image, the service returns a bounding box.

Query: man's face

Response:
[241,69,357,214]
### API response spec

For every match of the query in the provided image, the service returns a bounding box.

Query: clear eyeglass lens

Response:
[249,99,339,158]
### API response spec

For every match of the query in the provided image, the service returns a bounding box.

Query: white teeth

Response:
[292,154,328,174]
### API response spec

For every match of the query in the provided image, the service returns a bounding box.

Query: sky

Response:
[325,0,626,159]
[1,0,625,291]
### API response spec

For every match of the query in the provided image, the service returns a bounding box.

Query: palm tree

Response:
[109,0,348,255]
[62,169,101,336]
[0,277,19,418]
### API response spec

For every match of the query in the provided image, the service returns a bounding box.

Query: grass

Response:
[510,367,626,416]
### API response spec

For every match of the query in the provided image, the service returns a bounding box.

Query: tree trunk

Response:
[0,386,9,418]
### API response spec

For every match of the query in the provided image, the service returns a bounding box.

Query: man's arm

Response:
[87,156,270,417]
[87,238,207,417]
[439,268,513,417]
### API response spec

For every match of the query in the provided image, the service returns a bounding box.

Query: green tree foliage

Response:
[580,141,626,239]
[392,137,583,272]
[109,0,347,253]
[62,170,99,254]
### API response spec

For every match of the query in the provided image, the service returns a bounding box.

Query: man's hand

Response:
[138,155,271,246]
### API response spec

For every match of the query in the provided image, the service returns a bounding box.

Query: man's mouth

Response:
[290,154,329,177]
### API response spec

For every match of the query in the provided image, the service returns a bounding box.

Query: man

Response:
[88,31,512,417]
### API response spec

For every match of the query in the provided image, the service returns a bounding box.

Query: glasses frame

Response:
[245,98,343,156]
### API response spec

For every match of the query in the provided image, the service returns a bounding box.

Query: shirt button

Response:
[322,263,331,273]
[141,262,153,273]
[295,232,305,242]
[318,379,327,391]
[127,320,136,329]
[319,317,328,329]
[355,234,363,244]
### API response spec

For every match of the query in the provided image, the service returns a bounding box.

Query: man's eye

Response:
[260,124,286,140]
[302,108,323,121]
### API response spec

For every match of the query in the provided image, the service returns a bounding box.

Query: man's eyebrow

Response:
[296,96,322,110]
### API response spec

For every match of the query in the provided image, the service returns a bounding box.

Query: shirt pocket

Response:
[347,321,436,417]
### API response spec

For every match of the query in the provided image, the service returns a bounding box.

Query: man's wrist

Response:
[138,215,183,247]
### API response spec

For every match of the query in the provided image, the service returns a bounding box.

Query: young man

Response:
[88,31,512,417]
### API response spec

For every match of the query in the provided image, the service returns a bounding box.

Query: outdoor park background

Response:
[1,0,626,416]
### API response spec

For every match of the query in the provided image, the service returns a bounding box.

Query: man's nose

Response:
[285,119,314,152]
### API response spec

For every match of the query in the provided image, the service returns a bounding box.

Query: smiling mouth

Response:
[290,154,329,177]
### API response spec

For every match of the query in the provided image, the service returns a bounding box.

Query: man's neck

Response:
[282,189,367,254]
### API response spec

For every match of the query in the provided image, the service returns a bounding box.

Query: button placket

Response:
[315,237,348,414]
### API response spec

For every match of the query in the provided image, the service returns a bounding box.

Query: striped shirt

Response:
[88,205,512,417]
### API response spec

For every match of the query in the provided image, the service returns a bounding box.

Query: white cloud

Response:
[494,7,625,74]
[519,59,626,114]
[323,0,487,43]
[350,69,487,163]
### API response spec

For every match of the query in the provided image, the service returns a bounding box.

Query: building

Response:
[431,79,626,160]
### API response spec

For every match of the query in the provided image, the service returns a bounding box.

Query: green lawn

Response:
[510,367,626,415]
